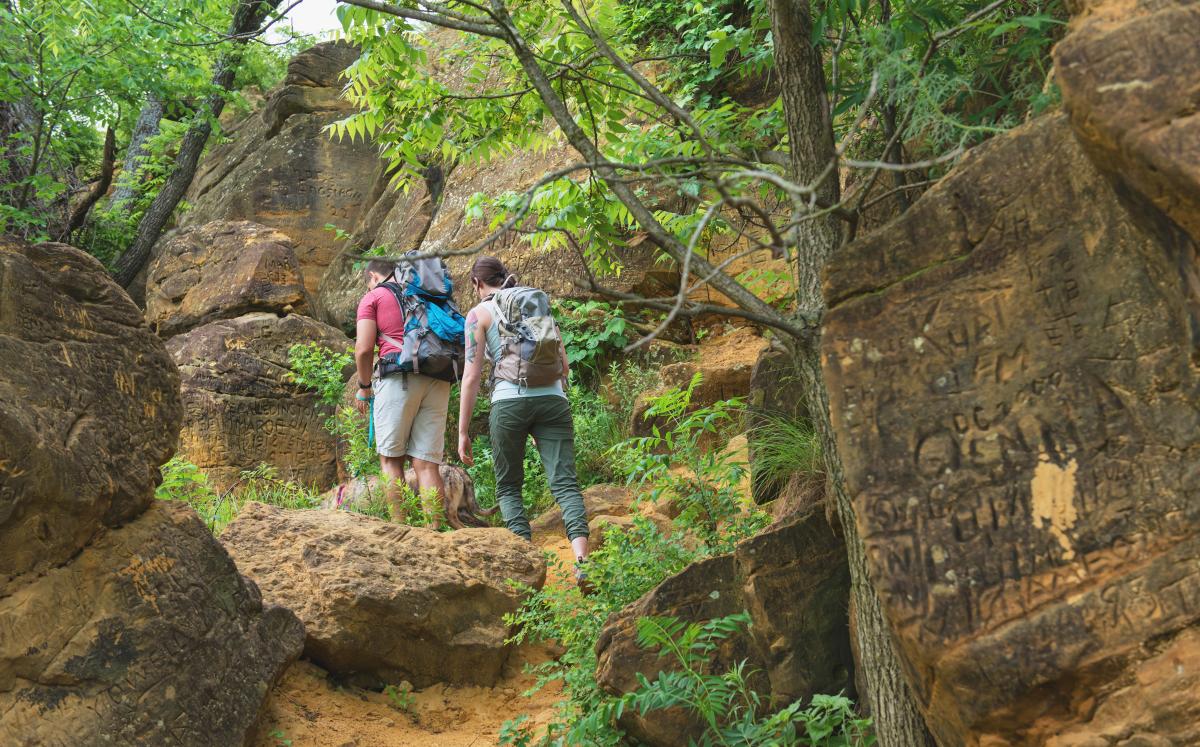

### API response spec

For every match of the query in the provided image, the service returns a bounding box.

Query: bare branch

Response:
[625,198,720,352]
[583,280,819,339]
[341,0,506,38]
[843,145,963,171]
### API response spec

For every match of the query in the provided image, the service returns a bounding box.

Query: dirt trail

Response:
[253,536,579,747]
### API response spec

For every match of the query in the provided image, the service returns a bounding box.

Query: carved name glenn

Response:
[821,115,1200,744]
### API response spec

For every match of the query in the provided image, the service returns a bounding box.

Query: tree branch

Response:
[340,0,506,38]
[56,125,115,242]
[488,0,812,341]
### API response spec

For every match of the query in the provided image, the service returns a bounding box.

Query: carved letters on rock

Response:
[0,239,182,588]
[821,114,1200,744]
[168,312,351,492]
[0,239,301,746]
[146,220,310,337]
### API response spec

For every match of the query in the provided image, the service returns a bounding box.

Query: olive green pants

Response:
[489,395,589,541]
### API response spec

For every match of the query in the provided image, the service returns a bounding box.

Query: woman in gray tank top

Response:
[456,256,593,594]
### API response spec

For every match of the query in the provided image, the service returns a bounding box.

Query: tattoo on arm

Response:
[465,311,478,363]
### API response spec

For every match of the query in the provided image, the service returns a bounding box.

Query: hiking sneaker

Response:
[574,558,596,596]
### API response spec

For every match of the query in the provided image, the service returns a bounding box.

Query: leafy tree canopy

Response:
[0,0,304,241]
[333,0,1063,306]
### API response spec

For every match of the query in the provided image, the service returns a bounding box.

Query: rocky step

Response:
[221,503,547,690]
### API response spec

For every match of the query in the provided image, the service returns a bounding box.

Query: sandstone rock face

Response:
[146,220,310,337]
[530,483,634,537]
[631,326,768,436]
[822,114,1200,745]
[0,239,182,587]
[221,502,548,689]
[595,510,851,745]
[1055,0,1200,244]
[0,239,301,745]
[1055,0,1200,349]
[184,41,380,300]
[0,501,305,746]
[168,312,350,492]
[317,179,437,333]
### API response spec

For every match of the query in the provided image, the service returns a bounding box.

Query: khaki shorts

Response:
[373,373,451,463]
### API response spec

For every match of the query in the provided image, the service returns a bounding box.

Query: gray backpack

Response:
[488,286,564,388]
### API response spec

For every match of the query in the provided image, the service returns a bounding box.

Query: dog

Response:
[404,463,497,529]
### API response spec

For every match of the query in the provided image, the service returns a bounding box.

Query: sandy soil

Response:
[252,535,580,747]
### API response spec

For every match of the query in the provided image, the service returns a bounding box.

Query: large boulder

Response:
[595,510,852,745]
[1055,0,1200,245]
[221,502,548,689]
[530,483,634,537]
[821,113,1200,744]
[168,312,350,492]
[0,239,302,745]
[0,502,305,746]
[183,41,381,301]
[145,220,310,337]
[0,239,182,587]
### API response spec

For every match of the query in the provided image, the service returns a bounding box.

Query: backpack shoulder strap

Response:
[484,296,509,327]
[375,282,408,351]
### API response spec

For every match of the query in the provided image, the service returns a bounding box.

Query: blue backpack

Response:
[376,251,465,382]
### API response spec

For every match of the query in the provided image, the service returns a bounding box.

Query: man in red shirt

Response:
[354,259,449,522]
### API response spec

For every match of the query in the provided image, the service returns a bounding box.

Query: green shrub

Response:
[578,612,875,746]
[288,342,352,407]
[156,456,220,525]
[156,459,321,534]
[504,516,701,745]
[569,382,623,487]
[556,300,630,381]
[604,359,662,428]
[749,410,824,500]
[613,373,768,552]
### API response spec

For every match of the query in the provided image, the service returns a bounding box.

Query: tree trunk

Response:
[57,126,116,241]
[768,0,935,744]
[112,0,281,288]
[111,93,164,212]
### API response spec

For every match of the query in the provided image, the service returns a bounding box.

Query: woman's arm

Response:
[457,306,489,464]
